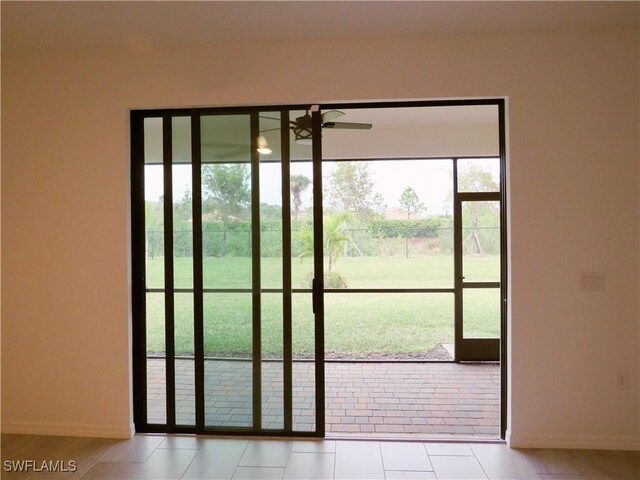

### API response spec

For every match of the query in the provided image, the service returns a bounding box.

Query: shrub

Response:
[324,271,349,288]
[305,271,349,289]
[369,216,450,239]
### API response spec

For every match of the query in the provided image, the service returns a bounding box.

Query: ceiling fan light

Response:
[293,127,313,145]
[257,135,272,155]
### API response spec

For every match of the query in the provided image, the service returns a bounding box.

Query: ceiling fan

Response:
[201,110,372,160]
[261,110,373,144]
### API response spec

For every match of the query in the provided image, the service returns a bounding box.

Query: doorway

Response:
[131,100,507,438]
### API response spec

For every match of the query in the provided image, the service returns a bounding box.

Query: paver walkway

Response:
[147,359,499,438]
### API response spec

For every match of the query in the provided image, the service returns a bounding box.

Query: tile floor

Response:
[2,433,639,479]
[147,359,500,438]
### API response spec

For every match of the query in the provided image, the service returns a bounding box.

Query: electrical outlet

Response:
[617,371,629,390]
[580,272,605,291]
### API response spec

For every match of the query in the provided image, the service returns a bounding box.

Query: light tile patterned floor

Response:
[147,359,500,438]
[2,434,639,480]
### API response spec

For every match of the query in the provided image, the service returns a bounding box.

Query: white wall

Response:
[2,29,639,448]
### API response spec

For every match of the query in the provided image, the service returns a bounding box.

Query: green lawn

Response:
[145,255,500,356]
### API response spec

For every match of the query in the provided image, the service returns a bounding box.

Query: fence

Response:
[147,226,500,259]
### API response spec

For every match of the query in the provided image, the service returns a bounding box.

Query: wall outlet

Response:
[580,272,605,291]
[617,371,629,390]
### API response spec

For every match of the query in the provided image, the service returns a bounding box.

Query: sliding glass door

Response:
[133,100,507,438]
[132,106,325,435]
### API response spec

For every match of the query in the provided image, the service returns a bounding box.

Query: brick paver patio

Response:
[147,359,499,438]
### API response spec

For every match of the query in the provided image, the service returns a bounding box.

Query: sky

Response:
[145,158,499,216]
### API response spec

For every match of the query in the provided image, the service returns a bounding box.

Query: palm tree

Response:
[298,213,353,272]
[290,175,311,219]
[324,213,353,272]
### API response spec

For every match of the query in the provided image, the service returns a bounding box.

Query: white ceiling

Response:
[144,105,499,164]
[2,1,638,54]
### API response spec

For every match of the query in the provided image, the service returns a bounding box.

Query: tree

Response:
[323,213,354,272]
[399,186,425,219]
[260,202,282,220]
[172,189,194,257]
[398,186,426,258]
[456,165,499,255]
[173,188,193,227]
[202,164,251,256]
[372,193,387,216]
[202,164,251,222]
[290,174,311,219]
[145,198,164,228]
[325,162,381,220]
[145,198,164,259]
[457,165,498,193]
[298,213,353,272]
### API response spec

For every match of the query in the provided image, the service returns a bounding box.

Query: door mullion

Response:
[163,115,176,428]
[311,106,325,436]
[191,112,205,432]
[498,99,508,439]
[131,112,148,430]
[281,110,293,432]
[453,158,462,362]
[250,113,262,430]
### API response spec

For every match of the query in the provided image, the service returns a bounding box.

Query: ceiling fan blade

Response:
[259,115,281,122]
[321,110,344,122]
[260,127,281,133]
[323,122,373,130]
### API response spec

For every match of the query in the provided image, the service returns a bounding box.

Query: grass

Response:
[145,255,500,356]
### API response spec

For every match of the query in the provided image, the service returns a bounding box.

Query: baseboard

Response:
[507,431,640,451]
[1,420,135,439]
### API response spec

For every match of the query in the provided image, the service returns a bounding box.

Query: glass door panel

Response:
[462,200,501,282]
[289,117,318,432]
[200,113,254,430]
[201,114,252,289]
[171,117,195,427]
[146,292,165,424]
[262,293,284,429]
[190,108,322,434]
[462,288,501,339]
[457,158,500,193]
[174,292,195,426]
[456,194,501,361]
[141,116,165,426]
[258,112,284,430]
[203,292,253,428]
[172,117,194,290]
[143,117,165,290]
[140,114,198,428]
[292,292,315,432]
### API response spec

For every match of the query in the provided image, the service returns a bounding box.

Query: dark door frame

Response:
[454,192,502,361]
[131,98,508,439]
